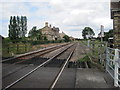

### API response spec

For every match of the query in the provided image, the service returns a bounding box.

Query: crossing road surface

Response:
[75,68,114,88]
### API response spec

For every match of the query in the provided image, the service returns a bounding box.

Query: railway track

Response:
[50,45,76,89]
[2,43,77,89]
[2,43,69,78]
[2,43,69,63]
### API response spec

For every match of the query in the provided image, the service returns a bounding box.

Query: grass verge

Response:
[78,55,90,62]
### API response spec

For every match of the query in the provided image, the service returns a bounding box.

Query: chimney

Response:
[45,22,48,27]
[50,24,51,28]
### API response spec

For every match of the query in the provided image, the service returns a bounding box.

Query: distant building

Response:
[59,32,66,40]
[40,22,75,41]
[41,22,61,40]
[110,1,120,48]
[69,36,75,41]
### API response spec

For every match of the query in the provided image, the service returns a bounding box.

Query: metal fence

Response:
[87,40,120,87]
[106,47,120,87]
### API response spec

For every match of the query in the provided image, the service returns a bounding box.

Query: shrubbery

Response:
[30,40,64,45]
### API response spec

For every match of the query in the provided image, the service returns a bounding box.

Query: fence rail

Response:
[87,40,106,66]
[2,40,66,59]
[87,40,120,87]
[106,47,120,87]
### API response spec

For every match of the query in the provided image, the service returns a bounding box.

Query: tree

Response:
[104,29,113,41]
[63,35,70,42]
[28,26,37,40]
[36,29,42,40]
[8,16,13,40]
[21,16,27,38]
[28,26,42,41]
[82,27,95,39]
[16,16,21,38]
[9,16,18,42]
[8,16,27,42]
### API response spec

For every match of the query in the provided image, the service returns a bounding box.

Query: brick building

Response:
[111,1,120,49]
[59,32,66,40]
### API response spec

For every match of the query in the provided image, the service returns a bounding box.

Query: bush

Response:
[78,55,90,62]
[30,40,65,45]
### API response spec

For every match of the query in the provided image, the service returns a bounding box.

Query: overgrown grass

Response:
[2,42,32,58]
[82,40,106,58]
[2,41,64,59]
[78,55,90,62]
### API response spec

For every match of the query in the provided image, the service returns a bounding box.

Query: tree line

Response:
[28,26,71,42]
[28,26,43,41]
[8,16,71,43]
[82,27,113,41]
[8,16,112,43]
[104,29,113,41]
[8,16,27,42]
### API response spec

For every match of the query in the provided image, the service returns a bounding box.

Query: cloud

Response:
[1,0,113,38]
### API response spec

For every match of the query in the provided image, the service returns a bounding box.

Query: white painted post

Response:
[105,47,109,72]
[88,40,90,47]
[114,49,119,87]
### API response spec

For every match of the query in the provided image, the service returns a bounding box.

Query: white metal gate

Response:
[106,47,120,87]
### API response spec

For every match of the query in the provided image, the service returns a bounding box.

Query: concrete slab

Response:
[75,68,113,88]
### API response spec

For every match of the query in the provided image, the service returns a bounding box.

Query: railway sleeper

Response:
[68,61,91,68]
[14,57,49,65]
[44,59,66,67]
[2,58,21,64]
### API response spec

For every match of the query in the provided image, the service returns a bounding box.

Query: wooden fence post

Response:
[25,43,27,52]
[17,43,19,53]
[7,44,9,54]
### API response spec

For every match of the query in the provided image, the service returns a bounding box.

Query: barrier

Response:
[106,47,120,87]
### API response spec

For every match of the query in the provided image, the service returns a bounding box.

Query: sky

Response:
[0,0,113,38]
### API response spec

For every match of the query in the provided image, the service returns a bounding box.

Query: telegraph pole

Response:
[101,25,104,42]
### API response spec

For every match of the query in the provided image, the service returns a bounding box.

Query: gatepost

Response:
[114,49,119,87]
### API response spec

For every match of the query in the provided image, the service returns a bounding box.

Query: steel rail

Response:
[2,43,69,63]
[49,44,76,90]
[2,44,69,78]
[2,43,74,90]
[3,45,65,69]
